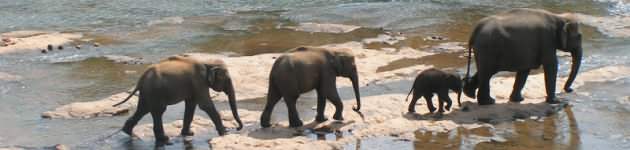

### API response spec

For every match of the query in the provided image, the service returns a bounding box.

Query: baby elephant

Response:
[113,55,243,147]
[405,68,462,113]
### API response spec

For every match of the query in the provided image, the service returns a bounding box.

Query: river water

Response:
[0,0,629,149]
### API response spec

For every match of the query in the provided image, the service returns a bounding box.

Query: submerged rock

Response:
[41,92,138,119]
[102,55,146,65]
[286,22,361,33]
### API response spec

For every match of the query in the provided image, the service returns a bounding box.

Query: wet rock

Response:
[490,136,507,143]
[57,45,63,50]
[41,92,138,119]
[286,22,361,33]
[53,144,68,150]
[41,49,47,54]
[47,44,53,51]
[102,55,146,65]
[0,72,21,81]
[423,35,448,41]
[426,42,466,53]
[362,34,406,45]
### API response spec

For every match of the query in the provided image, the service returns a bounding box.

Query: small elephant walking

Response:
[260,46,362,128]
[113,55,243,147]
[463,8,582,105]
[405,68,462,113]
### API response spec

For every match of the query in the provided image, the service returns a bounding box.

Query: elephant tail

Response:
[404,86,414,102]
[113,87,139,107]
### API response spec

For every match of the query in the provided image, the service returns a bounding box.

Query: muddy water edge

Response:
[1,0,630,149]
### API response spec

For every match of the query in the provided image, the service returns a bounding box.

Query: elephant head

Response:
[331,50,361,112]
[557,14,582,93]
[205,64,244,130]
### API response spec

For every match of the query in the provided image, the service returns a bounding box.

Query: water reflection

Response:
[409,106,580,150]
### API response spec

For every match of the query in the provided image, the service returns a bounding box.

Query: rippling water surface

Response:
[0,0,629,149]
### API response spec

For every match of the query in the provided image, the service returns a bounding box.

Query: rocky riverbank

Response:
[39,40,630,149]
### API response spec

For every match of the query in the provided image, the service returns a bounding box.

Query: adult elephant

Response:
[260,46,361,128]
[112,55,243,147]
[462,8,582,105]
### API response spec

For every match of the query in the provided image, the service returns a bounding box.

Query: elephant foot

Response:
[315,116,328,122]
[545,97,563,104]
[333,114,344,121]
[407,107,416,113]
[180,130,194,137]
[261,122,272,128]
[122,126,133,136]
[509,94,524,102]
[478,97,495,105]
[216,128,227,136]
[427,106,436,113]
[289,120,304,128]
[463,81,477,98]
[155,136,172,147]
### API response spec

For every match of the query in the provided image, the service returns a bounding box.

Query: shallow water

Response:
[1,0,630,149]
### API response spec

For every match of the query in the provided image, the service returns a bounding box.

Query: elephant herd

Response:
[112,8,582,147]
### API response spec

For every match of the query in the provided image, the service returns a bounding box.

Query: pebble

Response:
[57,45,63,50]
[41,49,47,54]
[93,42,100,47]
[75,45,81,49]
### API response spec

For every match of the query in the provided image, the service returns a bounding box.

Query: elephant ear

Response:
[205,65,218,86]
[332,55,345,75]
[560,22,570,50]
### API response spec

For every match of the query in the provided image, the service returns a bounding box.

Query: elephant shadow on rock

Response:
[402,101,568,125]
[247,119,355,140]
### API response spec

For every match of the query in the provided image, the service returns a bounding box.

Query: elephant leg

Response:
[510,70,530,102]
[463,73,479,98]
[543,63,560,104]
[180,100,196,136]
[407,92,422,113]
[151,106,171,147]
[423,93,436,113]
[438,90,453,112]
[477,70,496,105]
[122,99,148,136]
[315,89,328,122]
[284,95,303,127]
[198,100,226,136]
[260,86,282,128]
[323,89,344,121]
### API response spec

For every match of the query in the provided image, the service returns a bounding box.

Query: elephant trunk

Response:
[350,71,361,112]
[564,48,582,93]
[225,80,243,130]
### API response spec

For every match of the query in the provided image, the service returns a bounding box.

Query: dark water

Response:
[1,0,629,149]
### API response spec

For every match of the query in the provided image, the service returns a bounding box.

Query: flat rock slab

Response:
[0,30,82,54]
[41,92,137,119]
